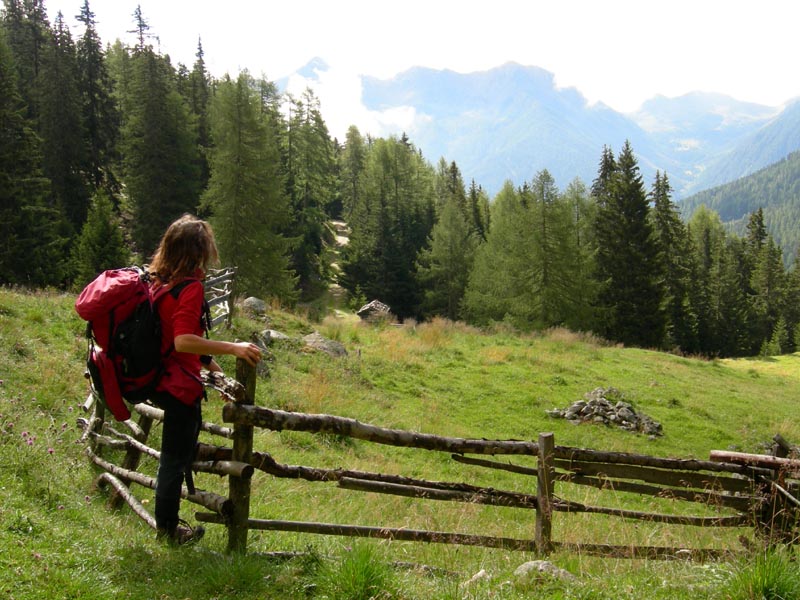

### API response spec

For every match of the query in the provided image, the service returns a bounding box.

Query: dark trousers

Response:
[152,393,201,532]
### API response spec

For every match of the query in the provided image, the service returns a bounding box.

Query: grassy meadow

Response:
[2,287,800,599]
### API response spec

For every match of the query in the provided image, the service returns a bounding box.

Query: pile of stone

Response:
[546,387,663,437]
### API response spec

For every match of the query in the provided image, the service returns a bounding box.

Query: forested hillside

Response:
[680,151,800,265]
[3,0,800,360]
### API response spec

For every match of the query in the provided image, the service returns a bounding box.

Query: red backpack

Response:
[75,267,198,421]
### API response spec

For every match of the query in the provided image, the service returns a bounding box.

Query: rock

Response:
[514,560,577,582]
[461,568,490,587]
[302,332,347,357]
[258,329,291,345]
[241,296,267,317]
[357,299,392,322]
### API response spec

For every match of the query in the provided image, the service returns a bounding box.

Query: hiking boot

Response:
[156,519,205,546]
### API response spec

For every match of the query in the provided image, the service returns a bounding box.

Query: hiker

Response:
[148,214,262,545]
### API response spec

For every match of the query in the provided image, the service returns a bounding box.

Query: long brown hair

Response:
[148,214,219,283]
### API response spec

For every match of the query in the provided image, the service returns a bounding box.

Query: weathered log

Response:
[97,473,156,529]
[338,477,538,509]
[222,404,540,455]
[556,498,752,526]
[82,392,95,413]
[192,516,730,560]
[228,357,256,553]
[536,432,555,553]
[558,446,770,476]
[453,454,758,505]
[201,370,246,405]
[132,401,233,438]
[86,447,232,516]
[196,515,540,551]
[203,268,236,289]
[555,471,757,512]
[193,460,254,479]
[552,459,756,494]
[710,450,800,475]
[99,429,252,479]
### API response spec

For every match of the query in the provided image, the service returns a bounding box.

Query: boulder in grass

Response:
[241,296,267,317]
[357,299,392,322]
[302,332,347,357]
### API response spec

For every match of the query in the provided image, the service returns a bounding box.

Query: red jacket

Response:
[154,277,205,405]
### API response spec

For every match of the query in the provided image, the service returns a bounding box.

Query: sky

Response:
[43,0,800,140]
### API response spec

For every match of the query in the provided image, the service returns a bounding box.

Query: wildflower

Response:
[84,495,91,503]
[26,439,33,446]
[58,505,64,510]
[32,553,41,560]
[21,431,28,438]
[47,448,54,454]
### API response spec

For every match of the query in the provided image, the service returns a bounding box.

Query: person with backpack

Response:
[147,214,262,545]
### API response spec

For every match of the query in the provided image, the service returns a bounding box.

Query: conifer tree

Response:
[120,21,200,257]
[39,12,89,231]
[200,72,296,301]
[75,0,119,193]
[340,125,366,220]
[593,141,664,347]
[188,38,210,191]
[650,171,696,351]
[71,191,129,286]
[284,89,335,298]
[416,198,477,320]
[467,179,490,241]
[0,27,64,285]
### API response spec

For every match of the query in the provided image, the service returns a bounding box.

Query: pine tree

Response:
[650,171,696,351]
[120,24,200,257]
[199,72,296,301]
[39,11,89,232]
[593,141,664,347]
[70,191,129,286]
[188,38,210,191]
[750,236,786,353]
[340,125,366,220]
[75,0,119,192]
[0,27,64,285]
[283,89,336,298]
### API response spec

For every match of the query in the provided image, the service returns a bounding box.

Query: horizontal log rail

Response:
[193,514,732,560]
[223,404,540,455]
[452,454,759,510]
[86,446,232,517]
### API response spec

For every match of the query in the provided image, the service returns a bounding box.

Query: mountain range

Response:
[286,60,799,201]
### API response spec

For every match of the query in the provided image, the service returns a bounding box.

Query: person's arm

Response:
[174,334,262,366]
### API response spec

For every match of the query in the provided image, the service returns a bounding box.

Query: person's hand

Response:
[232,341,262,366]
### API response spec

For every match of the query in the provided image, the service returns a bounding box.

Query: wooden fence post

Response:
[228,356,256,553]
[535,432,555,554]
[109,414,153,509]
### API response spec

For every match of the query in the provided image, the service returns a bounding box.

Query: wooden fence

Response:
[79,354,800,560]
[204,267,236,330]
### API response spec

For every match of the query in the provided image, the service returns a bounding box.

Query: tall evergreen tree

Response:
[75,0,119,192]
[187,38,210,191]
[467,179,490,241]
[650,171,696,351]
[340,135,435,318]
[70,191,129,286]
[120,24,200,257]
[593,141,664,347]
[0,27,64,285]
[283,89,335,298]
[39,11,89,231]
[340,125,366,220]
[416,198,477,320]
[199,72,296,301]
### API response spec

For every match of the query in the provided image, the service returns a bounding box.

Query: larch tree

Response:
[199,72,296,301]
[416,198,477,320]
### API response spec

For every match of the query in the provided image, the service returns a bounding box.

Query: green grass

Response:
[3,290,800,598]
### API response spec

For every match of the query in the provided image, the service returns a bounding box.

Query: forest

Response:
[2,0,800,359]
